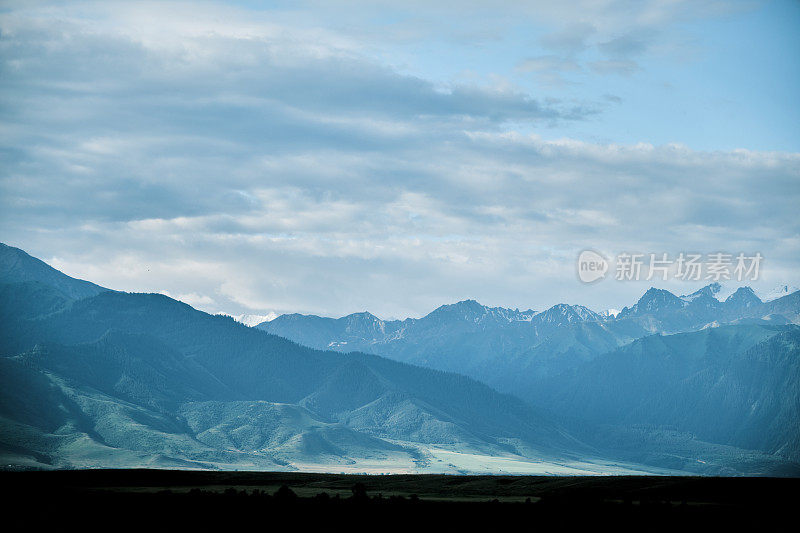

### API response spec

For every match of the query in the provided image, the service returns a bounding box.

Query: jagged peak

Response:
[725,286,761,305]
[424,299,542,324]
[272,312,324,321]
[452,298,485,309]
[726,286,758,298]
[681,282,722,302]
[638,287,683,304]
[535,303,599,323]
[345,311,381,320]
[617,287,685,318]
[428,299,487,317]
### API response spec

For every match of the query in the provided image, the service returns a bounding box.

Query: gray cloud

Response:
[538,23,597,54]
[516,55,582,87]
[511,1,749,85]
[589,59,641,76]
[598,34,650,57]
[1,1,797,318]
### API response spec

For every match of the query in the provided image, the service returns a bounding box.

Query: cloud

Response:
[517,55,582,87]
[0,4,593,226]
[159,290,216,307]
[538,23,597,55]
[290,0,749,38]
[589,59,641,76]
[509,1,750,84]
[1,0,797,318]
[598,34,650,57]
[590,32,652,75]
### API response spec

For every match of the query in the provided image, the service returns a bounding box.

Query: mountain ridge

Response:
[258,283,800,398]
[1,242,798,475]
[1,244,625,474]
[0,243,107,301]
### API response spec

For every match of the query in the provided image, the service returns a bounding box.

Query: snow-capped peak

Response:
[680,282,739,303]
[760,284,800,302]
[534,303,600,324]
[426,300,538,323]
[222,313,278,327]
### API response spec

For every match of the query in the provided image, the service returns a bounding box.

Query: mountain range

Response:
[1,242,798,475]
[258,279,800,474]
[0,243,630,474]
[259,284,799,398]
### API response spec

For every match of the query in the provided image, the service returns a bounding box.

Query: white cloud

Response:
[159,290,215,307]
[1,0,796,318]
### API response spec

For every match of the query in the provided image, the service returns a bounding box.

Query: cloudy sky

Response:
[1,0,799,319]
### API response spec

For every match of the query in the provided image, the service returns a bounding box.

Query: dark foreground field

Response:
[2,470,797,531]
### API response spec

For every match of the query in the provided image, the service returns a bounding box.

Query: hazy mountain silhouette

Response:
[1,242,797,475]
[260,284,799,402]
[535,324,800,464]
[257,280,800,474]
[0,243,598,473]
[0,243,106,300]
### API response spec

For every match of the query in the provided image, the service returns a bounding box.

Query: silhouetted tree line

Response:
[174,483,425,506]
[3,477,794,532]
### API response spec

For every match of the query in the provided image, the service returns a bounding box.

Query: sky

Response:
[1,0,799,319]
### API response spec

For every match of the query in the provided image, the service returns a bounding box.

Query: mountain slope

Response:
[259,285,800,416]
[0,243,106,301]
[0,263,610,473]
[536,325,800,461]
[2,245,797,475]
[259,300,626,381]
[254,284,800,474]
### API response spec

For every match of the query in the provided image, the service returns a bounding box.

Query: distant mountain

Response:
[626,287,688,315]
[0,248,619,474]
[260,283,800,397]
[617,286,716,331]
[617,284,799,332]
[535,324,800,464]
[0,243,107,301]
[2,244,798,475]
[678,281,800,305]
[680,281,729,302]
[724,286,762,309]
[423,299,538,325]
[761,290,800,323]
[762,284,800,302]
[259,300,626,382]
[258,282,800,473]
[531,303,600,326]
[221,313,278,327]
